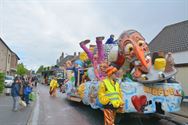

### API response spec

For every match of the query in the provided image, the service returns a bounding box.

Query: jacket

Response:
[11,83,20,97]
[98,78,124,108]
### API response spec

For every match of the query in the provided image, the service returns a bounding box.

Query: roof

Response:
[11,52,20,60]
[0,37,12,52]
[149,20,188,53]
[59,55,75,66]
[0,37,20,60]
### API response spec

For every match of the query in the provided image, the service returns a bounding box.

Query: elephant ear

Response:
[87,67,97,81]
[107,45,118,62]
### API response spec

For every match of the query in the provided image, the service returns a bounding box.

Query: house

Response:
[149,20,188,98]
[0,37,20,76]
[10,52,20,76]
[57,52,79,67]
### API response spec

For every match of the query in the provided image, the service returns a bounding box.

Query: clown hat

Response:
[106,66,118,76]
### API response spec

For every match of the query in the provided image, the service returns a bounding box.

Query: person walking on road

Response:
[49,76,59,97]
[11,77,20,112]
[33,76,38,87]
[98,66,124,125]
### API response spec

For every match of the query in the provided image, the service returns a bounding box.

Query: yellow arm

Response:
[98,81,110,105]
[50,79,59,89]
[50,80,54,88]
[119,85,124,106]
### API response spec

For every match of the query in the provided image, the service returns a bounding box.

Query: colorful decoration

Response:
[131,95,147,112]
[66,60,72,68]
[165,52,175,73]
[79,52,88,62]
[66,80,182,113]
[74,59,84,67]
[64,29,183,115]
[79,37,107,81]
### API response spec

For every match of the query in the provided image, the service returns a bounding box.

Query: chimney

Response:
[74,52,76,57]
[60,56,63,62]
[62,52,64,58]
[56,59,59,65]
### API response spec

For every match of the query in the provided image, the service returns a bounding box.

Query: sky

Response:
[0,0,187,70]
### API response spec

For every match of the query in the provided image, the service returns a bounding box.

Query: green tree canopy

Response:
[0,72,5,94]
[37,65,44,73]
[16,63,28,76]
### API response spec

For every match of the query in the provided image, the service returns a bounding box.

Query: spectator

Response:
[34,76,38,87]
[11,77,20,112]
[23,83,32,105]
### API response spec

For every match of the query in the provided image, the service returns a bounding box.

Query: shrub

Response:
[0,72,5,94]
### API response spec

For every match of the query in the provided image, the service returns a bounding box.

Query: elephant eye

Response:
[138,40,145,47]
[124,43,133,53]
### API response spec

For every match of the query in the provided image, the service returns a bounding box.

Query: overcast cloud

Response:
[0,0,187,70]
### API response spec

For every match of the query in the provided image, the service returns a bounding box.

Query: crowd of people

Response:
[11,76,36,112]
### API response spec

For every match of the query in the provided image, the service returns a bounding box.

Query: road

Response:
[30,84,188,125]
[0,90,34,125]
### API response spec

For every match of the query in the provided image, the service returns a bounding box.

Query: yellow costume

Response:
[49,78,59,96]
[98,66,124,125]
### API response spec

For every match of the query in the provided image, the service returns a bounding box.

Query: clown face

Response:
[99,61,108,73]
[119,30,151,76]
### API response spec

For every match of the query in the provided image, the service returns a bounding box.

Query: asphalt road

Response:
[0,92,34,125]
[30,84,188,125]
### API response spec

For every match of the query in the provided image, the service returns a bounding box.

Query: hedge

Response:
[0,72,5,94]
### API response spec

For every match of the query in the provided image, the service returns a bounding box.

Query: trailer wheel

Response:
[114,113,123,125]
[150,102,165,122]
[155,102,165,115]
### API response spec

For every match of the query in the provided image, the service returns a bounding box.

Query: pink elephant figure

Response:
[80,37,107,80]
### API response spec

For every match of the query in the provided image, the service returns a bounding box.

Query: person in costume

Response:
[49,76,59,97]
[98,66,124,125]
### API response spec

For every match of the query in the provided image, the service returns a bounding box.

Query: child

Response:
[23,83,32,105]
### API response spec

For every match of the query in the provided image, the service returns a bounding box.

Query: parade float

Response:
[64,30,183,122]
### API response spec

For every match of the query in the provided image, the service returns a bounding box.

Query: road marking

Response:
[0,105,10,106]
[60,106,72,111]
[31,92,40,125]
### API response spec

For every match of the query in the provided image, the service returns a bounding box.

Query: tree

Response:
[16,63,28,76]
[0,72,5,94]
[37,65,44,73]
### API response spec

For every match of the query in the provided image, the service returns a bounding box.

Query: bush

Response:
[0,72,5,94]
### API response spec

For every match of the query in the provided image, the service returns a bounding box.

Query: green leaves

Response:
[37,65,44,73]
[0,72,5,94]
[16,63,28,76]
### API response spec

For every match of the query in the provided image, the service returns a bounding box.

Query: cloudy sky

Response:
[0,0,187,70]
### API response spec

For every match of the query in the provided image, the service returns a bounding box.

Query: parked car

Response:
[4,75,14,88]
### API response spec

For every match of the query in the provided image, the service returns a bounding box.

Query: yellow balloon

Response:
[112,101,120,108]
[79,52,88,61]
[77,83,86,99]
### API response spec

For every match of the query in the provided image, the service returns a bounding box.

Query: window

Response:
[8,54,10,63]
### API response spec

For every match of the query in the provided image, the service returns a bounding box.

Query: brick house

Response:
[0,37,20,76]
[57,52,79,67]
[149,20,188,98]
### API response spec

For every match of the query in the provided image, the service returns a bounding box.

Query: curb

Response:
[171,101,188,119]
[183,98,188,103]
[171,112,188,119]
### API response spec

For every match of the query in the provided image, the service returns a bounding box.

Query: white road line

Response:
[31,92,40,125]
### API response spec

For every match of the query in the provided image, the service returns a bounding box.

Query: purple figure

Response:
[79,37,107,80]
